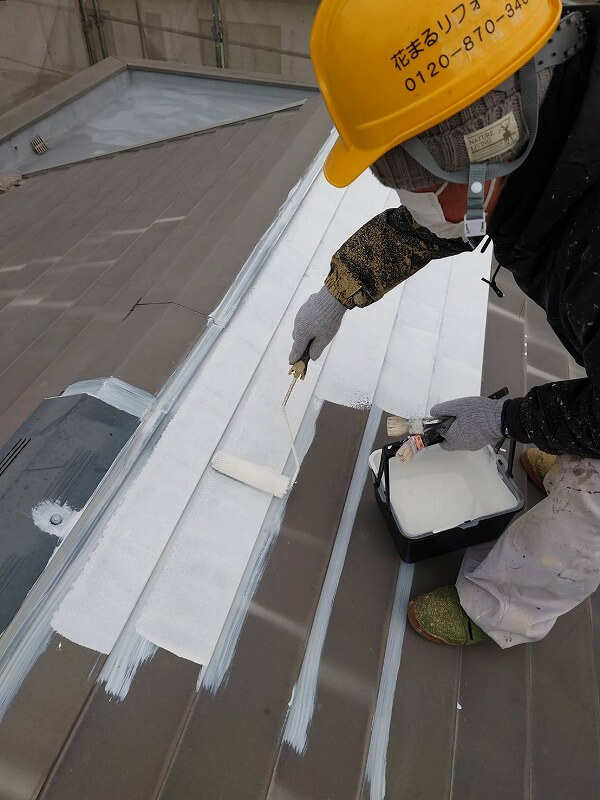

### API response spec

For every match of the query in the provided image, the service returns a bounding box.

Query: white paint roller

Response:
[211,453,291,498]
[211,346,310,497]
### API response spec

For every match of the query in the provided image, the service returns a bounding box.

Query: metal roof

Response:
[0,81,328,445]
[0,57,597,800]
[2,66,311,175]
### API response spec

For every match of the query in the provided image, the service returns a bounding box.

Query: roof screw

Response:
[50,514,63,526]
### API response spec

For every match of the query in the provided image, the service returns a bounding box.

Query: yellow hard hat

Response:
[310,0,562,188]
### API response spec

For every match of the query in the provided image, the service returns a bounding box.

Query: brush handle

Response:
[426,388,510,447]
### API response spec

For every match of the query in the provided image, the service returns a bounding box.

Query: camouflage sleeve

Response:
[324,205,471,309]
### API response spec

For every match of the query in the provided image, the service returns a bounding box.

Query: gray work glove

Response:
[430,396,507,451]
[289,285,347,363]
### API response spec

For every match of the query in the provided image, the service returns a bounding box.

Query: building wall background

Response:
[0,0,318,117]
[0,0,89,114]
[103,0,318,83]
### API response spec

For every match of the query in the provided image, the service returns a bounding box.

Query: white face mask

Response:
[397,180,496,240]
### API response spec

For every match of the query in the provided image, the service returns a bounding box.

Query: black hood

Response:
[489,14,600,306]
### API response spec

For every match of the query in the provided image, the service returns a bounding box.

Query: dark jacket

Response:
[490,19,600,457]
[326,18,600,458]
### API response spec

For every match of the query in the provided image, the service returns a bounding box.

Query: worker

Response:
[290,0,600,647]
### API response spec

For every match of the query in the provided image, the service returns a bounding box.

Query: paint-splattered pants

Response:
[456,455,600,648]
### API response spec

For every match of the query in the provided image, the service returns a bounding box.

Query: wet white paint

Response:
[313,186,401,409]
[47,157,492,711]
[199,399,319,696]
[60,377,155,419]
[374,245,491,418]
[51,168,392,670]
[50,242,320,654]
[99,633,158,700]
[134,175,392,664]
[369,445,520,537]
[285,238,492,759]
[283,405,383,754]
[0,138,330,723]
[365,561,414,800]
[32,500,81,541]
[314,282,402,409]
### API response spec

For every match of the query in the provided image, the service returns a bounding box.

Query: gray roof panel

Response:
[0,97,331,444]
[2,59,599,800]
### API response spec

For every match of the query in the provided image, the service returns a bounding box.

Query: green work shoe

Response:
[408,586,489,646]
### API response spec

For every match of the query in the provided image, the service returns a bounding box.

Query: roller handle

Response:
[288,341,312,381]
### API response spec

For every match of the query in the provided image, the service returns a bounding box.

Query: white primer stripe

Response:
[364,562,414,800]
[362,250,490,797]
[100,393,319,697]
[283,404,383,754]
[0,132,331,721]
[198,398,321,695]
[133,308,327,666]
[51,168,392,677]
[282,241,491,757]
[100,635,158,700]
[60,377,155,419]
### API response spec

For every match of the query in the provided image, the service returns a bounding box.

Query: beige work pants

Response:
[456,455,600,648]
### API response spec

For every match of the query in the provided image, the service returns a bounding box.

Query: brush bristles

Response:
[211,451,290,498]
[387,415,410,437]
[386,416,424,437]
[396,435,425,463]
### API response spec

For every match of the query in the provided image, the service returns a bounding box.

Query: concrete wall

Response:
[102,0,318,83]
[0,0,89,115]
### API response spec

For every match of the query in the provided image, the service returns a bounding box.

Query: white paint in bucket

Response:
[368,445,520,538]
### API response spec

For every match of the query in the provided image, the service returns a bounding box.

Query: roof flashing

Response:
[0,60,314,174]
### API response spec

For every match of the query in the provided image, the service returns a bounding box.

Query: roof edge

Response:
[21,100,308,178]
[0,56,319,152]
[121,57,319,92]
[0,57,127,147]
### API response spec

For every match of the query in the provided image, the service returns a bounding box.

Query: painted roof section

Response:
[0,57,597,800]
[0,158,494,800]
[0,93,330,446]
[47,168,490,675]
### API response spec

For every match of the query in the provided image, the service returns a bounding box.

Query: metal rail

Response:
[10,0,312,66]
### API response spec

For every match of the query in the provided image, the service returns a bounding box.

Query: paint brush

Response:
[386,415,453,438]
[387,414,455,464]
[388,389,508,445]
[211,344,311,497]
